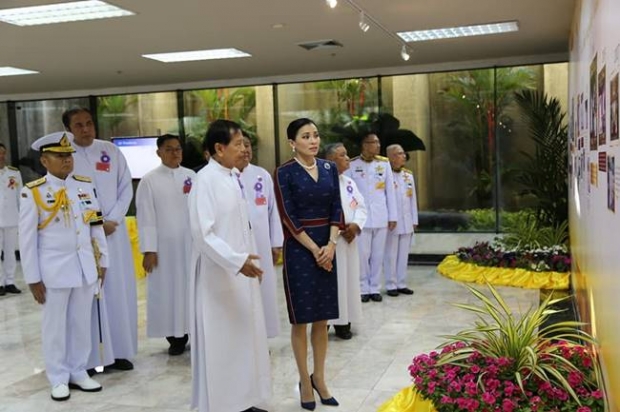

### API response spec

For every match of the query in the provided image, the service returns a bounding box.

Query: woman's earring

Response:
[292,147,296,153]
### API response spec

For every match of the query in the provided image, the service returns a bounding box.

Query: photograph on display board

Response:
[590,55,598,150]
[598,66,607,146]
[591,162,598,187]
[608,155,615,212]
[611,73,619,141]
[581,93,586,133]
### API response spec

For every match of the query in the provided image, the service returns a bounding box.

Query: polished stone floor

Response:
[0,264,538,412]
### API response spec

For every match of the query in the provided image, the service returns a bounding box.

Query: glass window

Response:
[276,78,379,164]
[15,98,90,180]
[97,92,178,141]
[182,86,275,171]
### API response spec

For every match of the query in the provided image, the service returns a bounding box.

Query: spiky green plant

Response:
[436,283,600,403]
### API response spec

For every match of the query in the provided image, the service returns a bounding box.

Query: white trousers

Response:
[384,232,413,290]
[357,227,388,294]
[0,227,18,286]
[43,281,96,387]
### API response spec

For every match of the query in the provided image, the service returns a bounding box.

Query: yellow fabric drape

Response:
[378,387,437,412]
[437,255,569,290]
[125,216,146,279]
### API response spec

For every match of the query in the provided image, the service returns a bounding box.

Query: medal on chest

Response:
[183,177,193,194]
[96,151,111,172]
[254,176,267,206]
[7,176,17,189]
[354,166,365,178]
[346,183,358,210]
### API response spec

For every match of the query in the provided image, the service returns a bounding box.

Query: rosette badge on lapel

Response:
[183,177,193,194]
[254,176,266,205]
[96,151,111,172]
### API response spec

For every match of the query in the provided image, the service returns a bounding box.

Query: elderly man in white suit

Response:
[188,120,271,412]
[325,143,367,340]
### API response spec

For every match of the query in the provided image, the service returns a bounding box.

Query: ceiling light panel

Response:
[0,66,39,77]
[398,21,519,42]
[0,1,134,27]
[142,49,252,63]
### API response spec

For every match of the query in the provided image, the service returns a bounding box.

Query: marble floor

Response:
[0,264,538,412]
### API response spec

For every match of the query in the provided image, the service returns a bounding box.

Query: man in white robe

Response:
[239,135,283,338]
[188,120,271,412]
[325,143,367,340]
[63,108,137,372]
[384,144,418,296]
[136,134,196,355]
[0,143,23,295]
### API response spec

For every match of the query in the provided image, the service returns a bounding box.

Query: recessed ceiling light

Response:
[397,21,519,42]
[0,66,39,77]
[0,0,134,26]
[142,48,252,63]
[272,23,286,29]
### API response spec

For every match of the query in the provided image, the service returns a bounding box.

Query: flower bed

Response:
[409,342,603,411]
[456,242,571,273]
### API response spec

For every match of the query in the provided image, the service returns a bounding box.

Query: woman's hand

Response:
[315,243,335,269]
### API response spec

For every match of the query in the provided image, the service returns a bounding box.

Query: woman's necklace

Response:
[294,156,317,170]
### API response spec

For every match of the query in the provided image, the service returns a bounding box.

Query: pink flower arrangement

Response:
[409,342,604,411]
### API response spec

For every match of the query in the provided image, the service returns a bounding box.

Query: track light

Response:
[326,0,337,8]
[359,11,370,32]
[400,44,410,61]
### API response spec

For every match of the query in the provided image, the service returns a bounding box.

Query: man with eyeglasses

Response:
[345,133,397,303]
[136,134,196,355]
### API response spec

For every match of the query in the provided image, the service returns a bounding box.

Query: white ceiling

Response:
[0,0,574,99]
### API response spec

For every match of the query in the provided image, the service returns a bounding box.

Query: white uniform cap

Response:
[31,132,76,153]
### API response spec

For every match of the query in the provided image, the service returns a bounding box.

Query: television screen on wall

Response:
[112,136,160,179]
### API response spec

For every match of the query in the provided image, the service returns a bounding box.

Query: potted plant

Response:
[384,283,604,411]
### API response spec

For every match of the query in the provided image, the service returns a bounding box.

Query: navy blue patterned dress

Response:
[274,158,343,324]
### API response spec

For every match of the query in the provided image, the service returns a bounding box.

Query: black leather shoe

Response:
[334,323,352,340]
[370,293,383,302]
[361,294,370,303]
[386,289,399,297]
[310,374,339,406]
[241,407,268,412]
[86,368,97,377]
[106,359,134,371]
[4,284,21,294]
[397,287,414,295]
[0,287,5,296]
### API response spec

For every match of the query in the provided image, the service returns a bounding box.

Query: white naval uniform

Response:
[0,166,22,287]
[188,160,271,412]
[71,139,137,367]
[329,174,367,326]
[136,164,196,338]
[384,168,419,291]
[345,156,397,295]
[19,173,109,387]
[240,163,284,338]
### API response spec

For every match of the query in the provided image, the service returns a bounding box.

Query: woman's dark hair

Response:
[286,118,317,141]
[62,107,93,129]
[205,119,241,156]
[156,134,180,148]
[0,143,6,150]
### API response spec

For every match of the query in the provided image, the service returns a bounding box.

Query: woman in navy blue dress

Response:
[275,118,343,410]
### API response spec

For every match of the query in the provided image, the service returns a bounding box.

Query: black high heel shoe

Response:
[298,382,316,411]
[310,374,339,406]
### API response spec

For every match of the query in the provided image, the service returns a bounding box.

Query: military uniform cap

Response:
[31,132,76,154]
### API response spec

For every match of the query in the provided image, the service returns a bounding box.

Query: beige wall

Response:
[569,0,620,407]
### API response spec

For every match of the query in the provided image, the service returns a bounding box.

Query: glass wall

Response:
[276,78,379,163]
[182,86,275,171]
[15,98,90,180]
[3,63,568,230]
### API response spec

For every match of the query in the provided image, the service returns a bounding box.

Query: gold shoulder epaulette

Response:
[375,155,388,161]
[7,165,19,171]
[403,168,413,174]
[26,177,46,189]
[73,175,92,183]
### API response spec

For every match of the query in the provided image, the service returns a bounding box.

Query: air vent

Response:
[297,39,343,51]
